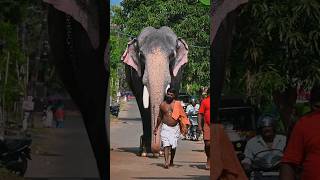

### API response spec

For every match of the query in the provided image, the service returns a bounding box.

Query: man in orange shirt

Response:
[198,87,211,170]
[280,85,320,180]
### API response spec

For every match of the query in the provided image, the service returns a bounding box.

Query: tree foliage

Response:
[228,0,320,102]
[111,0,210,95]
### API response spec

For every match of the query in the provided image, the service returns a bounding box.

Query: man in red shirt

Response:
[280,85,320,180]
[198,87,210,170]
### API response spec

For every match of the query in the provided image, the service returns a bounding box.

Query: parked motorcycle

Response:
[186,114,201,141]
[247,149,283,180]
[0,137,32,176]
[110,104,120,117]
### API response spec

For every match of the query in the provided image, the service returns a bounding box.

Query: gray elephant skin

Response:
[121,26,189,155]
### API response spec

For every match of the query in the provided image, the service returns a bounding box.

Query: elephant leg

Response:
[125,66,153,155]
[47,6,109,180]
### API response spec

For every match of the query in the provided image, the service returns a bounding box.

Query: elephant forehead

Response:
[146,49,167,61]
[140,34,175,52]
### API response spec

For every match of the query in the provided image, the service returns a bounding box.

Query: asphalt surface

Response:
[110,99,210,180]
[24,112,100,180]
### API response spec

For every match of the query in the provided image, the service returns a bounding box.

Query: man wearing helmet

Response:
[242,114,287,171]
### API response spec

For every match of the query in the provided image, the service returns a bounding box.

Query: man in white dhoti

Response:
[153,88,189,169]
[160,123,180,149]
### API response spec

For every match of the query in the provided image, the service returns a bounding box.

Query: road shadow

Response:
[150,163,184,168]
[189,164,208,170]
[191,149,205,153]
[132,175,209,179]
[175,161,205,164]
[116,147,140,155]
[118,118,142,121]
[37,152,63,157]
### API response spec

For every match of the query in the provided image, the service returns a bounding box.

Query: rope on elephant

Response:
[111,29,210,49]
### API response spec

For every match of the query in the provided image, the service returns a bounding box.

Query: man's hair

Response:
[310,84,320,106]
[167,87,177,97]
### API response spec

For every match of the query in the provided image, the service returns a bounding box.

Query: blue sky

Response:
[111,0,122,5]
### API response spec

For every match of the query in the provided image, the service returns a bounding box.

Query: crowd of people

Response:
[42,99,65,128]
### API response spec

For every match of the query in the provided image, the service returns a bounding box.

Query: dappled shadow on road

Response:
[37,152,63,157]
[189,164,208,170]
[116,147,140,155]
[175,160,205,164]
[150,163,183,168]
[118,118,142,121]
[133,175,209,179]
[191,149,205,153]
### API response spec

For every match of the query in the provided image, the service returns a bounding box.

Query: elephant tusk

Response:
[143,86,149,108]
[165,84,170,94]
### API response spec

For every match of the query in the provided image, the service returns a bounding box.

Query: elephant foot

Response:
[140,152,147,157]
[153,153,160,158]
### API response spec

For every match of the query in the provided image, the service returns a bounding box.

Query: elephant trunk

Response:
[143,48,171,153]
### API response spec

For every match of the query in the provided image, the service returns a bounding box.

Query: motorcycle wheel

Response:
[20,158,28,176]
[14,158,27,176]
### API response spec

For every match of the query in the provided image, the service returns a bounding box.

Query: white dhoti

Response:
[160,123,180,149]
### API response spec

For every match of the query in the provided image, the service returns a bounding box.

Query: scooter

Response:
[0,137,32,176]
[247,149,283,180]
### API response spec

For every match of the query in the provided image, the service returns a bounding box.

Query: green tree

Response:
[227,0,320,131]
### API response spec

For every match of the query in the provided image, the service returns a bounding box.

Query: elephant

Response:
[121,26,189,156]
[43,0,109,179]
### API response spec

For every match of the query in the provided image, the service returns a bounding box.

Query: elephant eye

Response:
[169,51,175,60]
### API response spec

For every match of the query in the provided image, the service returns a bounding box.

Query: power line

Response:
[111,29,210,49]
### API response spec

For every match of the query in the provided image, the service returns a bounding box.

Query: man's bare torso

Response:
[160,101,178,127]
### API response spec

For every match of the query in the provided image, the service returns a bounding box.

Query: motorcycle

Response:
[186,114,201,141]
[247,149,283,180]
[110,104,120,117]
[0,137,32,176]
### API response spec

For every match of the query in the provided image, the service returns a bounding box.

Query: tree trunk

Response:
[273,86,297,136]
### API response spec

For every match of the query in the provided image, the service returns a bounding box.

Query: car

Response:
[218,97,260,154]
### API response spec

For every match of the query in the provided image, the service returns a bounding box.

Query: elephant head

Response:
[121,26,189,152]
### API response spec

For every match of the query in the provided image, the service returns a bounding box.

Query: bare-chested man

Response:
[153,87,181,169]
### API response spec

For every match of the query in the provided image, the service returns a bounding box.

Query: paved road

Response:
[110,99,210,180]
[24,112,100,180]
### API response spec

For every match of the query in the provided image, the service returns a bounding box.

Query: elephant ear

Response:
[43,0,100,49]
[173,38,189,77]
[121,39,142,77]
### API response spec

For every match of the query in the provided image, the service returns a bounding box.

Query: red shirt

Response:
[198,96,210,125]
[282,110,320,180]
[54,108,65,119]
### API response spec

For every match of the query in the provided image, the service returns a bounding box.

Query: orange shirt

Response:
[282,110,320,180]
[172,101,190,125]
[199,96,210,125]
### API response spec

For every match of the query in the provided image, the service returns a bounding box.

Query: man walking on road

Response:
[153,87,189,169]
[198,87,211,170]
